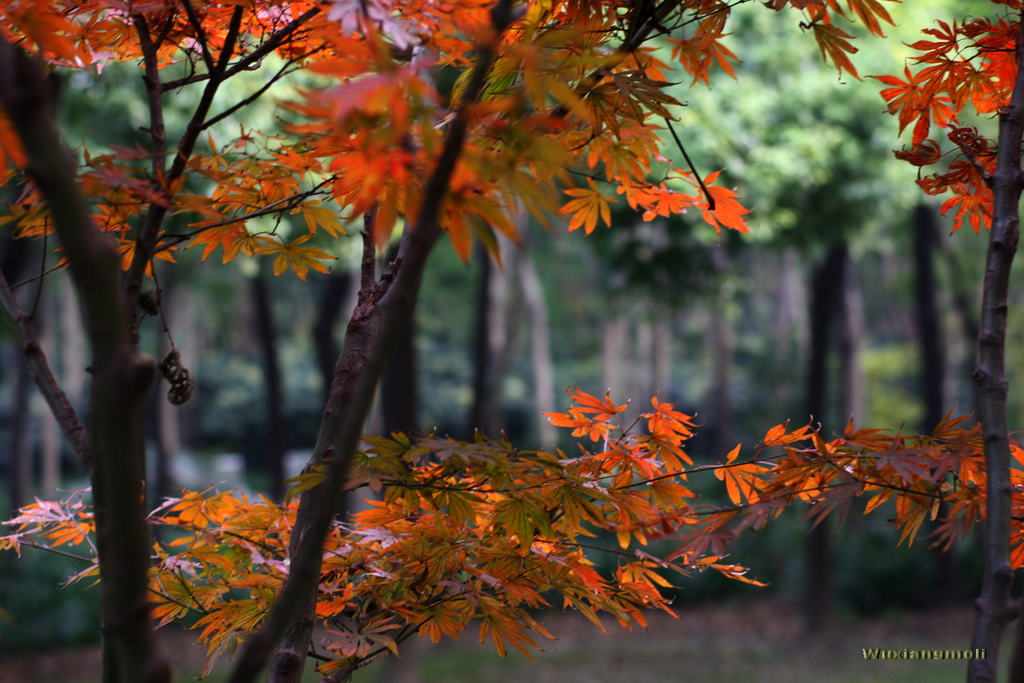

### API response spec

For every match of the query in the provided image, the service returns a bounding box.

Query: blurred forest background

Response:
[0,0,1009,675]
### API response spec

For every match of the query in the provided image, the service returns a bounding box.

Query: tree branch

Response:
[0,270,89,463]
[124,5,245,332]
[967,16,1024,683]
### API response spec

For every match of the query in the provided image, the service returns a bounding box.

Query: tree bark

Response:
[970,21,1024,683]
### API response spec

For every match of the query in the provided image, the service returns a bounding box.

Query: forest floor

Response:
[0,598,984,683]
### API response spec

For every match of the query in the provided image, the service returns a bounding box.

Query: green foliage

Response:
[0,551,100,652]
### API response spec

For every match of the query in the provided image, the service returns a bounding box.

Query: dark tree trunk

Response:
[148,386,171,509]
[938,233,981,416]
[708,248,733,459]
[9,346,32,514]
[251,265,286,501]
[839,257,864,424]
[381,251,418,436]
[912,204,960,603]
[0,41,170,682]
[2,235,32,518]
[468,243,501,436]
[707,303,733,459]
[313,271,354,402]
[38,285,59,496]
[914,204,945,433]
[803,243,847,632]
[971,23,1024,683]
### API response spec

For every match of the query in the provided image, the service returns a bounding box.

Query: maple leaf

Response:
[559,179,617,234]
[714,443,769,505]
[254,233,337,280]
[698,171,751,233]
[297,201,345,238]
[812,22,860,79]
[846,0,894,37]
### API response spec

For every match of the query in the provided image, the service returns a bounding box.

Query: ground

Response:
[0,599,980,682]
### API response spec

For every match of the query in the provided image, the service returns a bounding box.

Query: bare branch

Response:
[0,270,89,462]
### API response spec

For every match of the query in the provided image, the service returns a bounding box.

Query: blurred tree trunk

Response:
[375,245,423,683]
[468,243,513,437]
[652,315,671,398]
[381,245,418,436]
[840,255,864,424]
[2,235,32,517]
[517,245,557,446]
[708,249,733,459]
[147,271,177,507]
[10,344,32,513]
[773,250,804,365]
[251,265,286,501]
[707,303,733,459]
[39,287,60,495]
[313,271,354,403]
[59,274,86,412]
[803,243,847,631]
[149,307,177,507]
[912,204,960,602]
[937,233,980,415]
[602,316,627,396]
[914,204,945,432]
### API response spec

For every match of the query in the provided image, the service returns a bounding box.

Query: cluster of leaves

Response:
[5,388,1019,677]
[0,0,902,279]
[1,390,730,676]
[874,8,1024,232]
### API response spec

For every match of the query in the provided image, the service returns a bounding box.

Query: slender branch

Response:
[11,260,65,290]
[223,7,321,80]
[14,538,93,564]
[201,55,310,131]
[124,6,245,327]
[665,117,714,210]
[160,72,210,92]
[132,14,169,182]
[0,269,90,461]
[155,178,334,249]
[178,0,217,73]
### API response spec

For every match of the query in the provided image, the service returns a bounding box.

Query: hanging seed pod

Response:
[159,349,195,405]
